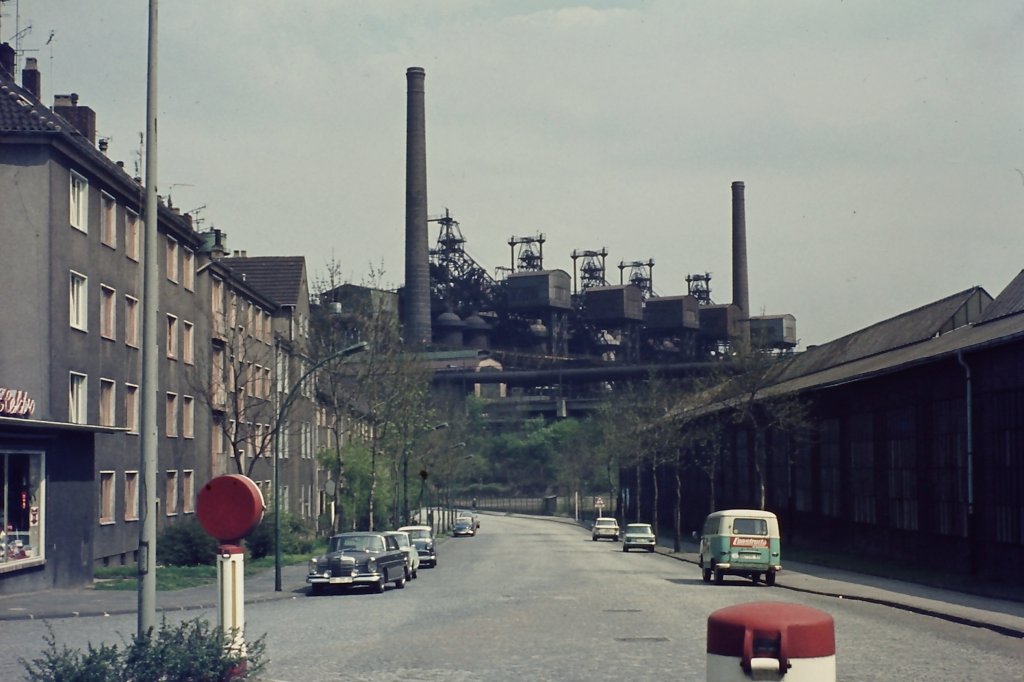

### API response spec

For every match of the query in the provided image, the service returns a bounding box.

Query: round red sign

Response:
[196,475,265,542]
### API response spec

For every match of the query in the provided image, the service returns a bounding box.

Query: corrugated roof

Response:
[222,256,306,307]
[977,270,1024,324]
[777,287,989,382]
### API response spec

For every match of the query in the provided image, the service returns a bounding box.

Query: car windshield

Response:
[331,535,383,552]
[405,529,430,540]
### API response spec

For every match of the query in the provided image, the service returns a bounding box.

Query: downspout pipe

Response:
[956,350,976,575]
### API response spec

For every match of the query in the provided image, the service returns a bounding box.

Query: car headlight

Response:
[367,557,376,571]
[308,558,319,572]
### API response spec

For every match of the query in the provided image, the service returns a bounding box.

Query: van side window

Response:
[704,518,719,535]
[732,518,768,536]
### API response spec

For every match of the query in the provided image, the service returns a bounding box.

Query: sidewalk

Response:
[3,517,1023,640]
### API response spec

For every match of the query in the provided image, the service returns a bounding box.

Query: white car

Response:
[622,523,656,552]
[383,530,420,579]
[591,517,620,541]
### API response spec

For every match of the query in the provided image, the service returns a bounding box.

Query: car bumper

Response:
[623,539,656,549]
[307,570,383,586]
[714,562,782,573]
[593,532,619,540]
[416,550,436,564]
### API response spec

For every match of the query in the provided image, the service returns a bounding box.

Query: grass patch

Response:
[94,549,321,591]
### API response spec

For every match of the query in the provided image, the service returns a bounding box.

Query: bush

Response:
[244,512,315,560]
[156,517,219,566]
[21,618,266,682]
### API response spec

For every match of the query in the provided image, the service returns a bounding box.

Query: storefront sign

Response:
[0,388,35,418]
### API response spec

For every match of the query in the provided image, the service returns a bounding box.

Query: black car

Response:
[307,532,408,594]
[452,518,475,537]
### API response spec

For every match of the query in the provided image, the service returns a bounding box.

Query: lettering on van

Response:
[731,537,769,549]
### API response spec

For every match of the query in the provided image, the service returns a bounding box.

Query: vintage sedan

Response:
[622,523,656,552]
[452,518,475,537]
[384,530,420,579]
[398,524,437,567]
[307,531,408,595]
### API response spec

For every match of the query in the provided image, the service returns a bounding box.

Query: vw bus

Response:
[698,509,781,586]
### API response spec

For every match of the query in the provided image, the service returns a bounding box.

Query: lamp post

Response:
[403,422,447,525]
[274,341,367,591]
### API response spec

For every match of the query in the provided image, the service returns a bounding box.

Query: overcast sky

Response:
[6,1,1023,348]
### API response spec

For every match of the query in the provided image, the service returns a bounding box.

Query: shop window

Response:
[1,450,45,566]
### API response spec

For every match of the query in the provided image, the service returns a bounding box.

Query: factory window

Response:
[124,471,139,521]
[930,398,967,538]
[849,412,877,524]
[125,295,139,347]
[885,407,918,531]
[99,378,115,427]
[100,285,116,340]
[125,210,140,261]
[165,470,178,516]
[69,271,88,331]
[1,451,45,567]
[69,372,87,424]
[99,471,115,524]
[100,192,116,248]
[819,419,841,518]
[69,171,88,233]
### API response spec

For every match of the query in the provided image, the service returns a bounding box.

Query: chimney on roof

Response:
[21,58,40,100]
[53,92,97,145]
[0,43,14,78]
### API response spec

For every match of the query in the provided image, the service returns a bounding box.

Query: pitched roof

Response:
[776,287,991,382]
[977,270,1024,324]
[221,256,307,307]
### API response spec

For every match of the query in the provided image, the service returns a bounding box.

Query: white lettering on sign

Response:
[0,388,35,418]
[731,537,769,549]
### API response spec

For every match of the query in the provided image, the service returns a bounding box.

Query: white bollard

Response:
[217,544,246,658]
[707,602,835,681]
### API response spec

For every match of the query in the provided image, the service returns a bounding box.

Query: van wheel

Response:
[765,571,776,586]
[714,566,724,585]
[750,573,759,584]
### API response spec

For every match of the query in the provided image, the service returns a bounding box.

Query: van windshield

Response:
[732,519,768,536]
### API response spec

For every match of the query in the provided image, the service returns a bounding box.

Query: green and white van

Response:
[698,509,781,586]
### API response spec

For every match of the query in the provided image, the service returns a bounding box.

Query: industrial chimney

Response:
[403,66,431,346]
[731,181,751,344]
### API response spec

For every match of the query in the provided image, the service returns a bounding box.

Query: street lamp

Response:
[402,422,447,526]
[274,341,367,591]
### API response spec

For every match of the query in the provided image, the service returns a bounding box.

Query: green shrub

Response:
[21,618,266,681]
[244,512,315,560]
[156,517,219,566]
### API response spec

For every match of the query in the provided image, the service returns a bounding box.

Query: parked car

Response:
[307,531,408,595]
[398,525,437,567]
[591,517,620,541]
[384,530,420,579]
[622,523,656,552]
[452,518,475,537]
[698,509,782,586]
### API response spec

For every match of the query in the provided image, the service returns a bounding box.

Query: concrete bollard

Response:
[707,602,835,681]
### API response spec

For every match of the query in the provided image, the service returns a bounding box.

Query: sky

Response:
[4,1,1023,348]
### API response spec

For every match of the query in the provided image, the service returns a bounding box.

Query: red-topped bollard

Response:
[707,602,835,681]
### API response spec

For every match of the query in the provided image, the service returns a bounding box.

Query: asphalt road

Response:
[2,514,1020,681]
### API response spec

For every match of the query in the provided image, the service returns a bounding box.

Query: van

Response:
[698,509,781,586]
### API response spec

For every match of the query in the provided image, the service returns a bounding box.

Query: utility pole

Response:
[137,0,159,636]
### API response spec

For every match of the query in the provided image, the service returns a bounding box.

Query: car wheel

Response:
[404,566,412,582]
[395,575,406,589]
[702,567,712,583]
[648,547,655,553]
[310,584,326,596]
[622,546,628,552]
[412,569,418,579]
[765,571,776,586]
[592,536,597,541]
[374,576,386,593]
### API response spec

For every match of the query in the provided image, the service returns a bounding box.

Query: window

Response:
[125,383,139,434]
[165,237,179,283]
[0,451,45,566]
[125,295,139,347]
[212,346,226,406]
[165,470,178,516]
[100,285,116,340]
[70,171,88,232]
[182,395,194,438]
[124,471,139,521]
[99,379,115,427]
[182,471,195,513]
[166,393,178,437]
[212,277,225,335]
[182,249,195,291]
[100,192,116,248]
[99,471,115,523]
[70,271,88,331]
[166,314,178,359]
[182,321,194,364]
[125,210,140,261]
[69,372,87,424]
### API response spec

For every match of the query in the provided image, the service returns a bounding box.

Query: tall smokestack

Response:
[731,180,750,344]
[404,66,431,346]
